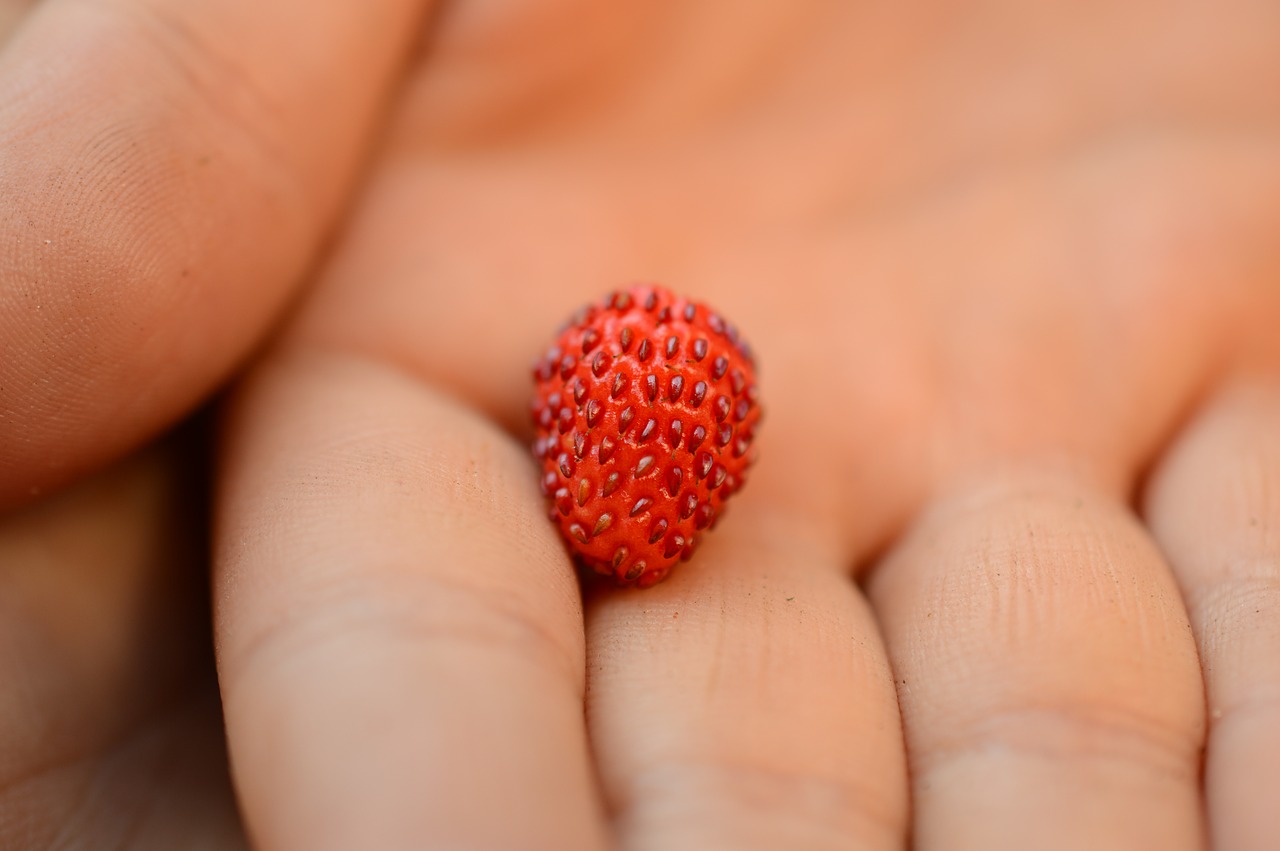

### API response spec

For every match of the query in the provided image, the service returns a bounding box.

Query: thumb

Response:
[0,0,435,509]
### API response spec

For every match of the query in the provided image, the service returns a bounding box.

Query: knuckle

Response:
[221,566,584,699]
[615,756,904,849]
[914,701,1201,784]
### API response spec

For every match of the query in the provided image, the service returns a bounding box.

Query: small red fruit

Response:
[531,286,761,587]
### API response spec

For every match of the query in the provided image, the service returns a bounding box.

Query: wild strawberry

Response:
[531,286,761,587]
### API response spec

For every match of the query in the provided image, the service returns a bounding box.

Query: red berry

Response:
[530,286,761,587]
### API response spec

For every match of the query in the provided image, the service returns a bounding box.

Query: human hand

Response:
[6,2,1280,850]
[215,2,1280,849]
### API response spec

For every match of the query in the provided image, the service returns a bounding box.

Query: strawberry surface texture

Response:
[531,286,761,587]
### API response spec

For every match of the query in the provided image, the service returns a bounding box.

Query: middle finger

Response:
[587,504,908,851]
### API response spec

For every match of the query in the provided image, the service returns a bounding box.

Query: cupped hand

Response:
[4,2,1280,850]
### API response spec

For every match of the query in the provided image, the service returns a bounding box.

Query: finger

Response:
[868,468,1205,851]
[215,348,608,851]
[586,510,908,851]
[1145,381,1280,851]
[0,431,245,848]
[0,0,432,508]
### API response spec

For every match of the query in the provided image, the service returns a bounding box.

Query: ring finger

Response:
[868,465,1206,851]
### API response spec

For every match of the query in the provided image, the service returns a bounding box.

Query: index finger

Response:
[215,347,608,849]
[0,0,432,508]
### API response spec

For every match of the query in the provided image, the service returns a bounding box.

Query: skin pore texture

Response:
[1,1,1278,849]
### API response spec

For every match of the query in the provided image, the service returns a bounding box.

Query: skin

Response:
[1,1,1278,849]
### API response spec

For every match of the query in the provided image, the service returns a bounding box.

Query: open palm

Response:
[3,2,1278,849]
